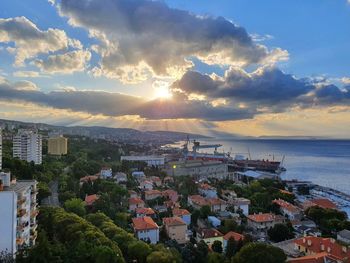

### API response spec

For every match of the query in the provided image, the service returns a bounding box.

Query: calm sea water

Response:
[194,139,350,194]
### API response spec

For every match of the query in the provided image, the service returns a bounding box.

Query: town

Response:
[0,123,349,263]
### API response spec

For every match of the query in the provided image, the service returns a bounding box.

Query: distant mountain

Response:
[0,118,207,143]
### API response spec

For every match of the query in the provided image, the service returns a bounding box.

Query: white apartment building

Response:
[0,172,38,257]
[0,129,2,170]
[13,130,42,165]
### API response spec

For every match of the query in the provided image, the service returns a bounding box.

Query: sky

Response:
[0,0,349,137]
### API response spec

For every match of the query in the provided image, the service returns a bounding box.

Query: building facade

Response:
[121,156,165,166]
[13,130,42,165]
[48,135,68,155]
[0,172,38,257]
[0,129,2,170]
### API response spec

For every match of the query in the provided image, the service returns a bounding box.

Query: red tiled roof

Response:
[132,216,158,230]
[311,198,337,210]
[247,213,282,223]
[294,236,350,261]
[199,228,223,239]
[288,252,328,263]
[173,208,191,216]
[136,207,155,215]
[199,183,215,190]
[129,197,144,205]
[85,194,99,206]
[280,189,294,195]
[189,195,208,206]
[163,216,186,226]
[223,231,244,241]
[80,175,99,183]
[207,198,226,206]
[145,190,162,195]
[273,199,301,213]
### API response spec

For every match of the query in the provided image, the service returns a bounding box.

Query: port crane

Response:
[182,136,222,160]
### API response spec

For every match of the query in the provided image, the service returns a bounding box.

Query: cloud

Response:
[0,16,81,66]
[0,78,253,121]
[58,0,287,83]
[172,67,350,112]
[34,49,91,74]
[13,71,41,78]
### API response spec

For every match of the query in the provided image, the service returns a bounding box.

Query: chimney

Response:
[307,239,312,246]
[342,246,347,253]
[330,238,335,244]
[327,247,331,253]
[320,244,325,251]
[302,238,306,244]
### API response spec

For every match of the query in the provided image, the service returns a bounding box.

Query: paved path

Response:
[42,180,60,207]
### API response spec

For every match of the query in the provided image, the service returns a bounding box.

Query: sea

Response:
[179,138,350,195]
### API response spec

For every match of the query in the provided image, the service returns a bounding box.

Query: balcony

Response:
[30,231,37,241]
[30,209,39,218]
[16,238,24,245]
[17,197,26,206]
[17,221,29,231]
[17,208,27,217]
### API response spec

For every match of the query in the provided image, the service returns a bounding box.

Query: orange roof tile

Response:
[223,231,244,241]
[189,195,208,206]
[247,213,283,223]
[280,189,294,195]
[199,228,223,239]
[311,198,337,210]
[80,175,99,183]
[129,197,145,205]
[136,207,155,215]
[207,198,226,205]
[85,194,99,206]
[273,199,301,213]
[199,183,215,190]
[163,216,186,226]
[294,236,350,261]
[132,216,158,231]
[288,252,328,263]
[145,190,162,195]
[173,208,191,216]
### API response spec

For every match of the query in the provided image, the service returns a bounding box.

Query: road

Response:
[41,180,60,207]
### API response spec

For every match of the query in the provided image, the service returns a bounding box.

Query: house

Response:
[145,190,162,201]
[302,198,338,211]
[132,171,146,180]
[162,189,179,202]
[208,216,221,228]
[196,228,224,247]
[221,189,237,203]
[164,200,180,209]
[79,175,99,186]
[136,207,155,218]
[163,176,174,185]
[132,216,159,244]
[337,229,350,245]
[198,183,217,198]
[247,213,285,231]
[207,198,227,212]
[114,172,127,184]
[129,197,145,211]
[293,236,350,262]
[140,180,153,191]
[100,167,112,179]
[128,190,139,198]
[287,252,329,263]
[232,198,251,216]
[85,194,99,206]
[273,199,303,220]
[150,176,162,187]
[223,231,244,251]
[188,195,208,210]
[172,208,191,225]
[292,220,321,237]
[163,217,188,244]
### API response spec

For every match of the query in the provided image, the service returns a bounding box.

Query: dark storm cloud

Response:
[171,67,350,109]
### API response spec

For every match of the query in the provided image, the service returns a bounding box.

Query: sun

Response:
[153,82,173,99]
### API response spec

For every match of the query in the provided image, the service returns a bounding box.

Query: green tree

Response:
[37,182,51,203]
[199,205,211,219]
[225,237,238,259]
[232,243,286,263]
[268,223,294,242]
[212,240,223,254]
[63,198,86,217]
[92,246,120,263]
[127,241,152,263]
[208,252,225,263]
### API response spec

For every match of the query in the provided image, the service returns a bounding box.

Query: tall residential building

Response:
[0,129,2,170]
[0,172,38,257]
[48,135,68,155]
[13,130,42,165]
